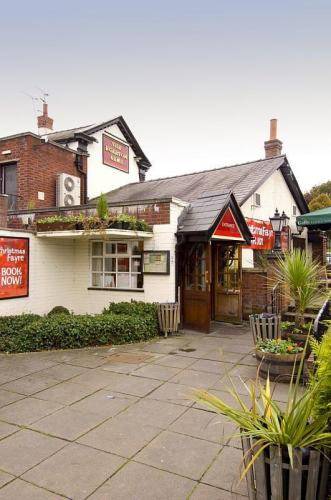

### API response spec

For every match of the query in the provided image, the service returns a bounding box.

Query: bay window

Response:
[90,240,143,289]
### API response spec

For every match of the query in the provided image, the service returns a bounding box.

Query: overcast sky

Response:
[0,0,330,192]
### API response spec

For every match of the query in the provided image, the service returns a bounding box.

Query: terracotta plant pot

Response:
[255,349,305,382]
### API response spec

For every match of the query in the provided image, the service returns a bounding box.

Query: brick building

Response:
[0,112,318,331]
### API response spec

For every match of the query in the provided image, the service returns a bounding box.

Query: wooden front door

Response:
[181,242,211,332]
[213,243,242,323]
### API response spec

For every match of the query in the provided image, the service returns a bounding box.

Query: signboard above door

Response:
[212,207,244,241]
[102,134,129,173]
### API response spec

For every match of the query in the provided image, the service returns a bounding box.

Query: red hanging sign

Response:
[212,208,243,240]
[102,134,129,173]
[0,237,29,299]
[243,218,275,250]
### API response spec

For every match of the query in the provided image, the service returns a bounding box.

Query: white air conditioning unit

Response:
[56,173,81,207]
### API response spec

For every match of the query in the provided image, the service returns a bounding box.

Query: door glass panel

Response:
[217,245,239,292]
[185,243,206,291]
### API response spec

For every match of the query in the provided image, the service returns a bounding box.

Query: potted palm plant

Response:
[194,337,331,500]
[271,250,327,353]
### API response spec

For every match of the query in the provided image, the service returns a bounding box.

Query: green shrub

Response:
[0,314,41,336]
[48,306,71,316]
[96,193,109,221]
[103,301,158,318]
[0,313,158,353]
[310,324,331,419]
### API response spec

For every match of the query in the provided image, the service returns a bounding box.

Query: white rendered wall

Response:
[240,169,307,268]
[66,124,140,200]
[0,203,184,316]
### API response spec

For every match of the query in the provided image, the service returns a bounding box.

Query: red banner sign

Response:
[244,219,274,250]
[102,134,129,172]
[212,208,243,240]
[0,237,29,299]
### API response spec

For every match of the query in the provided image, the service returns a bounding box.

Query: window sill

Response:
[87,287,144,293]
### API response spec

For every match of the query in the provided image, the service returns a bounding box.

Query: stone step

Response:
[282,311,316,321]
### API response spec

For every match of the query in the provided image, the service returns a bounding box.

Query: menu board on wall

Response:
[0,237,29,299]
[102,134,129,172]
[143,251,170,275]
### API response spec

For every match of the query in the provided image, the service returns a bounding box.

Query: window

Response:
[293,205,297,216]
[0,163,17,209]
[254,193,261,207]
[90,240,143,289]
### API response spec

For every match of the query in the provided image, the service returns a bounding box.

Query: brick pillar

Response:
[0,194,8,228]
[264,119,283,158]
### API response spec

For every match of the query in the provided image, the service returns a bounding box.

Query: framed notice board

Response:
[143,250,170,275]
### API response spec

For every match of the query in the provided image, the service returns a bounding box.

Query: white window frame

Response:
[90,240,143,290]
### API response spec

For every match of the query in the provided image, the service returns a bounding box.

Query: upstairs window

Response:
[293,205,297,216]
[253,193,261,207]
[90,240,143,289]
[0,163,17,210]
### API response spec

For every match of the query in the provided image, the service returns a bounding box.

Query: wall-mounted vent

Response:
[56,173,81,207]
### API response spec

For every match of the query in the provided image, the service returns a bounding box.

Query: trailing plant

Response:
[195,338,331,477]
[310,323,331,419]
[37,214,85,224]
[96,193,109,221]
[271,249,327,328]
[257,338,303,354]
[36,212,151,232]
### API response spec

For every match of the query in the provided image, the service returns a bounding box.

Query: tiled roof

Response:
[100,156,286,206]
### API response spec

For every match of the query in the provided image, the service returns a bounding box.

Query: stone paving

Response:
[0,323,292,499]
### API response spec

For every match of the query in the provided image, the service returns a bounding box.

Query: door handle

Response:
[205,271,209,284]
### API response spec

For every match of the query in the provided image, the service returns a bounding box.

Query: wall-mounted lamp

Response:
[270,209,289,250]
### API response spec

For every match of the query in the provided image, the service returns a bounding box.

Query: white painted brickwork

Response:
[0,202,185,316]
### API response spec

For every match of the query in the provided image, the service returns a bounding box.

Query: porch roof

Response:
[36,229,153,240]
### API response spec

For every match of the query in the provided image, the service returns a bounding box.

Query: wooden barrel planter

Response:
[249,314,281,345]
[255,349,305,382]
[157,303,180,338]
[242,437,329,500]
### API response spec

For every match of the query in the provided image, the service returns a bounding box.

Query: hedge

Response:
[0,312,158,353]
[103,301,158,318]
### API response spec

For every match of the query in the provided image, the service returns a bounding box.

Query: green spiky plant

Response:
[310,322,331,419]
[271,249,327,328]
[194,335,331,478]
[96,193,109,221]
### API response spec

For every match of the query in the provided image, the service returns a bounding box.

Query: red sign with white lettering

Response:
[102,134,129,173]
[212,208,243,240]
[0,237,29,299]
[243,219,275,250]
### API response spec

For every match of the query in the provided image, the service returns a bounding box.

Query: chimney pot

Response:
[264,118,282,158]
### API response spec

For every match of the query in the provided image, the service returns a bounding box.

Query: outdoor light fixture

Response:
[270,209,289,250]
[295,221,304,235]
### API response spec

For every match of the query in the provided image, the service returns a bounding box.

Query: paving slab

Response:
[0,429,66,476]
[191,483,247,499]
[135,430,220,480]
[104,372,163,397]
[0,389,25,408]
[152,353,197,369]
[69,368,124,390]
[189,359,233,375]
[170,369,220,389]
[29,406,109,441]
[23,443,124,499]
[35,381,96,405]
[0,421,19,440]
[78,414,162,458]
[146,381,195,406]
[89,461,196,499]
[0,397,63,425]
[202,446,248,496]
[36,362,88,381]
[119,398,187,428]
[70,389,138,417]
[1,373,61,396]
[0,479,61,499]
[132,363,181,381]
[0,471,15,489]
[169,407,236,445]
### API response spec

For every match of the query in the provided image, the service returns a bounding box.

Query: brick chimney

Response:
[264,118,283,158]
[37,103,53,135]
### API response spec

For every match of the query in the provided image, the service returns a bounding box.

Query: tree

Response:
[309,193,331,211]
[305,180,331,205]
